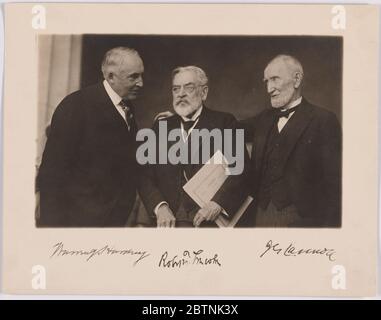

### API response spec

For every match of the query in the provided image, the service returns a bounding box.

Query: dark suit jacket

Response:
[138,107,249,226]
[247,99,342,227]
[37,83,139,227]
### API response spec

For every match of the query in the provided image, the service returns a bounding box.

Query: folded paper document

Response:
[183,150,253,227]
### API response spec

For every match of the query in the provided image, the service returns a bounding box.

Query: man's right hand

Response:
[156,204,176,228]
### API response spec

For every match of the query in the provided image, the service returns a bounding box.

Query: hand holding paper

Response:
[193,201,222,227]
[183,150,252,228]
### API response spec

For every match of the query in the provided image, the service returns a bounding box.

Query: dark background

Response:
[81,35,342,128]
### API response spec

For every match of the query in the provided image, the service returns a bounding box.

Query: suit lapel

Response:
[193,106,210,131]
[253,111,278,171]
[166,115,183,151]
[163,115,187,184]
[92,83,132,134]
[189,107,213,165]
[274,100,314,172]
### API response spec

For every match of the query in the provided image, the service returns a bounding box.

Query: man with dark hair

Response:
[38,47,144,227]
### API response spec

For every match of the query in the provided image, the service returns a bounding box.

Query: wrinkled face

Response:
[172,70,208,118]
[107,54,144,100]
[264,59,298,109]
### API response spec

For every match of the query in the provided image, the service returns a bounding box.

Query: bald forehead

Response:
[266,56,302,74]
[264,58,289,78]
[102,50,143,73]
[115,53,142,68]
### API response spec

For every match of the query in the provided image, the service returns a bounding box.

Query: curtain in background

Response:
[36,35,82,167]
[35,35,82,220]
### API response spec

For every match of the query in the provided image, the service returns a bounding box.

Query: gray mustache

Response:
[176,100,189,105]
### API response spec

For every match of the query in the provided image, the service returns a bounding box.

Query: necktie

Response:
[277,105,300,119]
[182,120,196,133]
[119,99,134,131]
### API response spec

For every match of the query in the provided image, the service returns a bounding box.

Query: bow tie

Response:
[181,118,198,133]
[277,105,300,119]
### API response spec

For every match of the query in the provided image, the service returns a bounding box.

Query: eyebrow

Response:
[263,76,279,82]
[127,72,143,77]
[172,82,195,87]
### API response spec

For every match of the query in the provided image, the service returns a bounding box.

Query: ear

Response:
[294,72,303,89]
[201,85,209,101]
[106,72,114,83]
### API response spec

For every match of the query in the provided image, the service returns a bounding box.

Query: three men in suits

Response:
[139,66,248,227]
[38,47,341,229]
[37,47,144,227]
[248,54,341,227]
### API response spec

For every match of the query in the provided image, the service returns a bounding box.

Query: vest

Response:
[257,121,293,210]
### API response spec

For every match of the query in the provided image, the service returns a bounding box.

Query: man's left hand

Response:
[154,110,174,122]
[193,201,222,227]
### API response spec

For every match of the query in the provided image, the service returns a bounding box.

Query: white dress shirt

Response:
[180,106,203,141]
[103,80,127,120]
[277,96,302,132]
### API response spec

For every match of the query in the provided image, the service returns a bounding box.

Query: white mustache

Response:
[176,100,189,105]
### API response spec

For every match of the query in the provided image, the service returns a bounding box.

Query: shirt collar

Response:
[281,96,302,112]
[103,80,123,106]
[180,105,203,122]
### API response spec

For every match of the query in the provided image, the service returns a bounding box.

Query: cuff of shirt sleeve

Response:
[153,201,168,216]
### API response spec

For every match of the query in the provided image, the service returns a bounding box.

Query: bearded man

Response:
[138,66,248,228]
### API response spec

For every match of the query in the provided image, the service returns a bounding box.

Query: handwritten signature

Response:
[50,242,150,265]
[158,250,222,268]
[259,240,336,261]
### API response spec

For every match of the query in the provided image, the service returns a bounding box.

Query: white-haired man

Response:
[38,47,144,227]
[247,54,341,227]
[138,66,248,227]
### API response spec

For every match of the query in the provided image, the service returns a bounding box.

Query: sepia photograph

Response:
[1,3,378,297]
[36,35,342,229]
